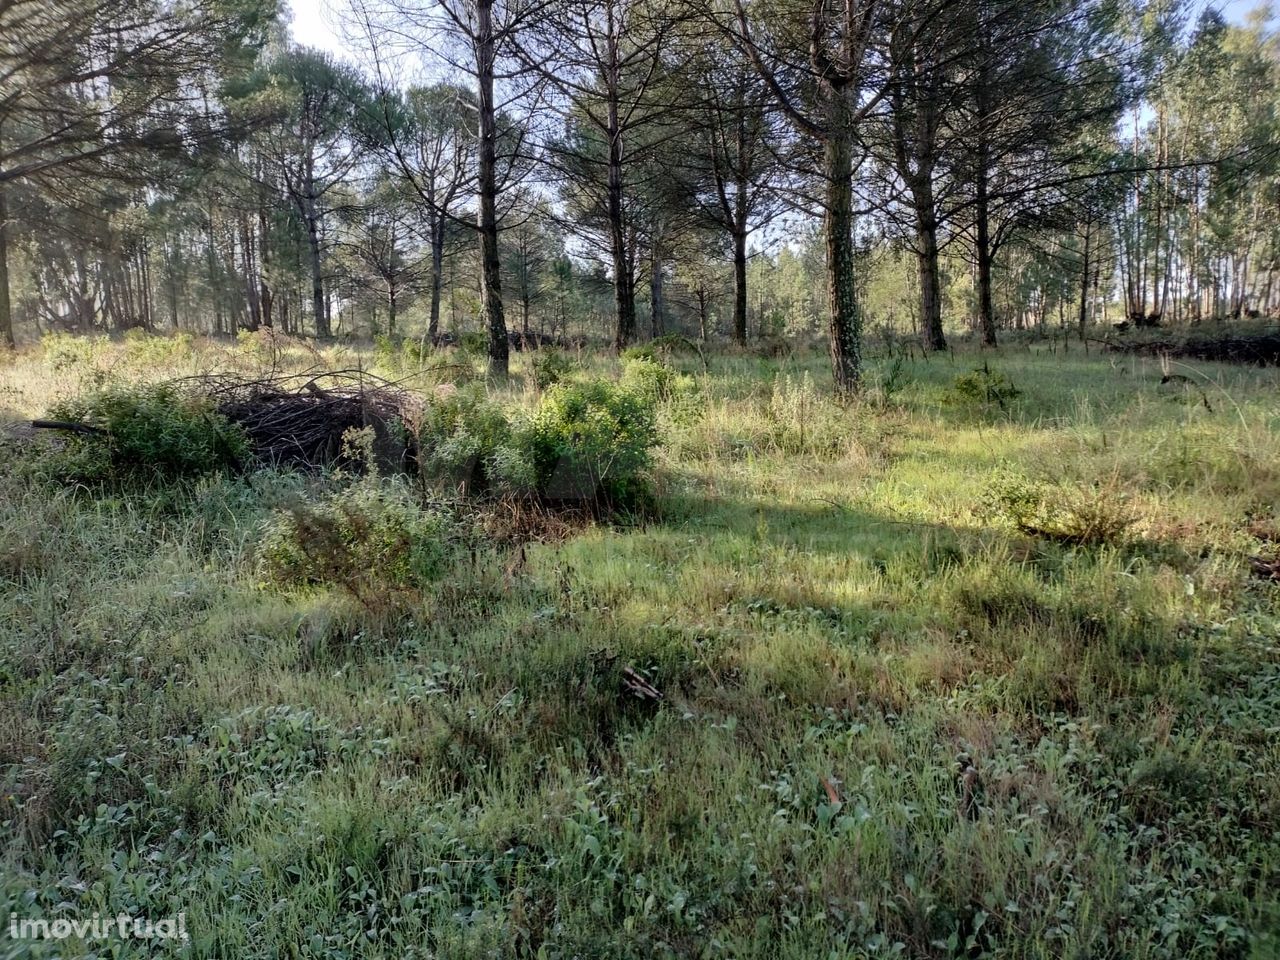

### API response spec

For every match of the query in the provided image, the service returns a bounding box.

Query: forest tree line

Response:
[2,0,1279,390]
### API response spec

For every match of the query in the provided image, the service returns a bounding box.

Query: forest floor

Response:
[1,333,1278,958]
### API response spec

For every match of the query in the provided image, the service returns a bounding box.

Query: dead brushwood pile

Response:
[1105,325,1280,365]
[191,370,420,470]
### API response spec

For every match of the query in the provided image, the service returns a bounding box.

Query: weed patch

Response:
[985,471,1138,546]
[257,480,456,600]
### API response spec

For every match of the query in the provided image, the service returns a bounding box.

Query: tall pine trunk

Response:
[732,229,748,343]
[475,0,508,377]
[387,279,397,337]
[1078,220,1091,341]
[973,40,997,347]
[916,192,945,351]
[823,130,861,394]
[975,169,996,346]
[429,218,444,338]
[0,183,13,349]
[649,234,665,338]
[607,123,635,348]
[304,206,329,338]
[258,195,273,329]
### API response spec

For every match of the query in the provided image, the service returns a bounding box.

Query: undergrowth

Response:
[0,341,1277,959]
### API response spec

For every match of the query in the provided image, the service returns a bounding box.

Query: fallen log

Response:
[31,419,107,435]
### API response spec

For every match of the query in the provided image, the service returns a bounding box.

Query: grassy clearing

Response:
[1,335,1278,958]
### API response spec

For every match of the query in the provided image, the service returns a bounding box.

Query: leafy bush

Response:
[235,328,317,369]
[121,329,196,368]
[620,355,677,402]
[410,379,660,507]
[41,332,102,370]
[236,328,277,364]
[373,333,407,369]
[414,387,515,492]
[951,365,1021,408]
[985,471,1138,546]
[401,337,433,367]
[620,343,659,363]
[257,481,455,595]
[531,350,579,391]
[515,379,658,506]
[622,335,705,370]
[45,384,249,483]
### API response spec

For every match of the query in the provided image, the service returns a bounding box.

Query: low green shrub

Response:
[235,328,277,364]
[763,372,851,458]
[375,334,437,371]
[373,334,405,369]
[620,355,677,402]
[120,329,195,367]
[620,343,659,363]
[870,355,911,408]
[257,481,455,595]
[621,335,706,373]
[457,331,488,356]
[414,387,514,492]
[985,471,1138,546]
[531,350,579,390]
[951,365,1021,408]
[515,379,658,507]
[44,384,249,483]
[41,332,102,370]
[411,379,660,508]
[235,328,317,369]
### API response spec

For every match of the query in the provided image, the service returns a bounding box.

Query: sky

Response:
[287,0,1277,62]
[287,0,350,60]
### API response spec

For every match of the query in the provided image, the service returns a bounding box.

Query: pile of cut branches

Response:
[1103,322,1280,366]
[187,370,421,470]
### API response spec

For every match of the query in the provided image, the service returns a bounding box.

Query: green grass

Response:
[1,336,1279,958]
